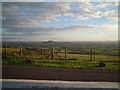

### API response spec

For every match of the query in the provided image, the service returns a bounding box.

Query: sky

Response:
[2,2,119,41]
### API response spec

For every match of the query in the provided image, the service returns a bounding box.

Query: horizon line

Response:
[2,40,119,42]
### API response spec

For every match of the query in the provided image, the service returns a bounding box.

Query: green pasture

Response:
[2,47,119,70]
[2,47,118,61]
[2,55,119,70]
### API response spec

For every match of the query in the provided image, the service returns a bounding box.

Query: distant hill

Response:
[42,40,56,44]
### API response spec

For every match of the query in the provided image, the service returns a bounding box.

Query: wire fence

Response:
[2,45,119,61]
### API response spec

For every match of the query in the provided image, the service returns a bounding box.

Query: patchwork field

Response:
[2,41,119,70]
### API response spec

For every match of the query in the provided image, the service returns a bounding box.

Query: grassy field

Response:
[2,41,119,70]
[2,54,119,70]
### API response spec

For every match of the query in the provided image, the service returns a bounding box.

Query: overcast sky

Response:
[2,2,118,41]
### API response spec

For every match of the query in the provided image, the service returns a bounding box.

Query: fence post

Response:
[90,49,93,60]
[40,49,43,58]
[93,49,95,60]
[5,44,7,55]
[19,48,22,56]
[51,47,54,59]
[65,49,67,60]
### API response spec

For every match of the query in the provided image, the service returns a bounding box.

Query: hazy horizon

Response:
[2,40,119,42]
[2,2,118,41]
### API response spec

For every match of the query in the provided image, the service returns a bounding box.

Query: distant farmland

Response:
[2,41,119,70]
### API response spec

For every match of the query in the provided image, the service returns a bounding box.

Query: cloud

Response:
[2,0,119,2]
[102,10,117,17]
[3,24,117,33]
[3,23,117,41]
[2,2,118,29]
[3,2,117,25]
[2,2,71,30]
[98,24,118,30]
[68,2,118,20]
[72,16,89,20]
[2,2,118,41]
[108,15,119,21]
[3,2,118,25]
[3,2,71,21]
[61,24,118,31]
[95,3,111,8]
[114,2,120,6]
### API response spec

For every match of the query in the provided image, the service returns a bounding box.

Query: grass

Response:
[2,54,120,70]
[33,59,119,70]
[2,47,119,70]
[2,41,119,70]
[53,53,118,61]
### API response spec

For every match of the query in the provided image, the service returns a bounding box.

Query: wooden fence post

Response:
[19,48,22,56]
[93,49,95,60]
[40,49,43,58]
[5,44,7,55]
[51,47,54,59]
[65,49,67,60]
[90,49,93,60]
